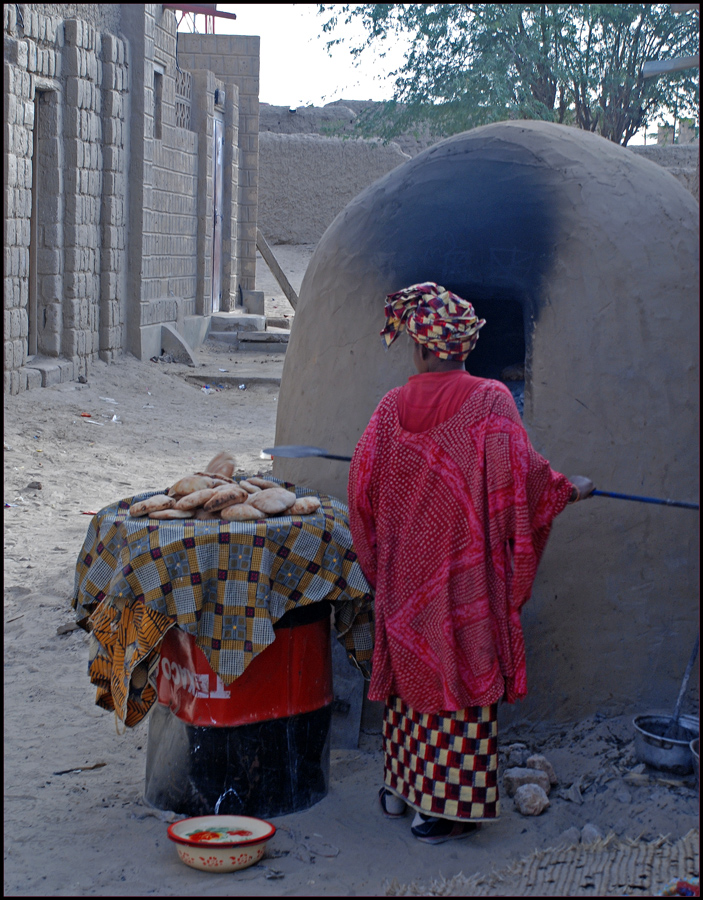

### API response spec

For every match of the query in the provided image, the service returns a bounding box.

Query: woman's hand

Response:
[568,475,595,502]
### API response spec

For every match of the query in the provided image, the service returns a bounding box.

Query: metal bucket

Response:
[632,713,699,774]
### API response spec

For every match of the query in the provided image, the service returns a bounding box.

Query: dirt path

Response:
[3,245,698,896]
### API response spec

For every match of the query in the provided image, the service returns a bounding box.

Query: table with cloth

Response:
[71,477,374,729]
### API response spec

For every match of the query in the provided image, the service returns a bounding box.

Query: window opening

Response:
[154,68,164,140]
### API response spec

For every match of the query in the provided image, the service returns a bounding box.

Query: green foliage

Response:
[317,3,699,145]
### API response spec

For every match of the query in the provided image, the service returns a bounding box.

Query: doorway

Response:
[211,117,224,313]
[27,89,63,362]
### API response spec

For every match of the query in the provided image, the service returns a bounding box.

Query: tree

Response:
[318,4,699,146]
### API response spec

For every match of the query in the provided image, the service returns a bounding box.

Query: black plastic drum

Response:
[144,601,333,818]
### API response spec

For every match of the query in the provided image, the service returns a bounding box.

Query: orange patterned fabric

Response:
[88,597,175,726]
[348,378,573,713]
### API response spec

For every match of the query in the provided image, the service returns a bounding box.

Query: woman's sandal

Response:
[378,787,407,818]
[410,811,481,844]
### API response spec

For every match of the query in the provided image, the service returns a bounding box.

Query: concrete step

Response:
[210,312,266,333]
[208,330,289,353]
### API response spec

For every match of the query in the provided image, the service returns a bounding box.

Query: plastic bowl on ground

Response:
[167,814,276,873]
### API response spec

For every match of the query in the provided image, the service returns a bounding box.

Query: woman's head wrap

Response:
[380,282,486,360]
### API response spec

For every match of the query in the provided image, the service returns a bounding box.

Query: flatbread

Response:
[204,451,236,479]
[193,507,221,520]
[246,477,279,490]
[149,508,194,519]
[167,474,219,498]
[129,494,174,517]
[238,480,262,494]
[249,487,297,516]
[288,496,322,516]
[175,488,218,511]
[219,503,267,521]
[203,483,249,511]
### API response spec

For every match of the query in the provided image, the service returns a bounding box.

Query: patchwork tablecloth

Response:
[72,478,374,727]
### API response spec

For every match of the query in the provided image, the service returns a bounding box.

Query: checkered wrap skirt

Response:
[382,695,500,822]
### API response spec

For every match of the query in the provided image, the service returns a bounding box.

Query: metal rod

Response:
[592,489,699,510]
[670,633,699,728]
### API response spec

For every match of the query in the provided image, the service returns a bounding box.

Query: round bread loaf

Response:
[203,483,249,511]
[150,508,195,519]
[204,451,236,479]
[129,494,175,517]
[238,480,262,494]
[168,474,219,497]
[249,487,297,516]
[175,488,218,511]
[288,496,322,515]
[219,503,267,521]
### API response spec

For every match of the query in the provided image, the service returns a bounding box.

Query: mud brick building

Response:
[3,3,260,394]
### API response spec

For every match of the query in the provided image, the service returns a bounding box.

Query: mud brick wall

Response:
[142,7,199,316]
[4,4,253,394]
[62,17,105,372]
[99,32,128,363]
[178,33,260,293]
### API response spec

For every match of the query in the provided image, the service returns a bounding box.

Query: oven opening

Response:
[461,295,526,416]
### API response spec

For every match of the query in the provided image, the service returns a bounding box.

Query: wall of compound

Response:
[4,4,258,394]
[177,33,260,293]
[258,132,411,244]
[120,3,205,359]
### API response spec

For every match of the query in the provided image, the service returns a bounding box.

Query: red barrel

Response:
[156,614,333,727]
[145,601,334,818]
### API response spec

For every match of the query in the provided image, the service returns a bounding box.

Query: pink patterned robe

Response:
[348,375,572,713]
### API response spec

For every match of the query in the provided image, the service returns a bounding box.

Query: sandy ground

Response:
[4,244,698,897]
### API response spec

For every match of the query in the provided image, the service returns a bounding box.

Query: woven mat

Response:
[386,829,699,897]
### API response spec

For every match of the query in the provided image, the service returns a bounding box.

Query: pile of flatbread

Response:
[128,451,321,522]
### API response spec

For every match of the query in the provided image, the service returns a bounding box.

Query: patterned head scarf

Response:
[380,282,486,360]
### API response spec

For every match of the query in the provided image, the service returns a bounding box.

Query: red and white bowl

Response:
[167,814,276,873]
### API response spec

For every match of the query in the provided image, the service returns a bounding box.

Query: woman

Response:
[347,282,594,844]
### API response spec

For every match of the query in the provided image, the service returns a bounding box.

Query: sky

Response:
[179,4,405,108]
[176,4,657,144]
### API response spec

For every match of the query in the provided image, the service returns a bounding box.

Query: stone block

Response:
[4,94,18,131]
[12,339,25,369]
[18,308,27,338]
[43,302,61,333]
[101,33,117,64]
[37,248,60,276]
[23,366,43,390]
[57,359,75,382]
[9,307,21,339]
[241,290,265,316]
[40,332,60,356]
[581,823,603,844]
[46,16,57,45]
[502,767,551,797]
[16,39,28,69]
[40,275,61,302]
[63,45,81,78]
[26,357,61,387]
[26,40,37,73]
[514,783,550,816]
[526,754,558,785]
[100,271,118,301]
[210,312,265,333]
